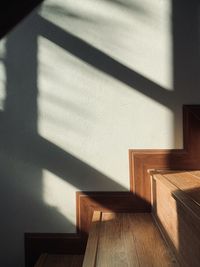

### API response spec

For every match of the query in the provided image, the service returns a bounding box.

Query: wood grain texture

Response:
[129,105,200,204]
[34,254,84,267]
[84,212,178,267]
[76,191,150,240]
[162,171,200,205]
[152,172,200,267]
[82,211,102,267]
[26,191,150,267]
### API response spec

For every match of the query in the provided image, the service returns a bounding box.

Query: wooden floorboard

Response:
[84,212,178,267]
[82,211,102,267]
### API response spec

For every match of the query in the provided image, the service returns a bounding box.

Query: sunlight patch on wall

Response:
[40,0,173,90]
[37,36,174,190]
[42,169,76,230]
[0,38,6,111]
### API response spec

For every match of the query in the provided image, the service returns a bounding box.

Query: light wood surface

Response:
[152,171,200,267]
[83,212,178,267]
[162,171,200,205]
[82,211,102,267]
[34,254,83,267]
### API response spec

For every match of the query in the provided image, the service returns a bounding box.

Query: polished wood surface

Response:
[130,105,200,204]
[83,212,178,267]
[34,254,84,267]
[82,211,102,267]
[76,191,150,239]
[152,171,200,267]
[162,171,200,205]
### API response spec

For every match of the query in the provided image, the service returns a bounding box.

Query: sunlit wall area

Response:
[37,35,174,185]
[2,0,200,266]
[37,0,174,229]
[40,0,173,89]
[38,0,174,173]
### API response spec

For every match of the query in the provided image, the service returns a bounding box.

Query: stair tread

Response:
[161,170,200,204]
[83,212,178,267]
[34,254,84,267]
[154,170,200,217]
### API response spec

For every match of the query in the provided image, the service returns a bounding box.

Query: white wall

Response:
[38,0,173,226]
[0,0,200,266]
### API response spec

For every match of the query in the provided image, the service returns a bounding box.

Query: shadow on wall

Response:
[0,10,127,267]
[0,0,200,266]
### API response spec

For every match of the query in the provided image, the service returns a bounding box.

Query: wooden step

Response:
[34,254,84,267]
[83,211,178,267]
[152,170,200,267]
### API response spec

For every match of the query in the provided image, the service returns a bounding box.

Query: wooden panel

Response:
[88,213,178,267]
[162,171,200,205]
[151,175,179,251]
[34,254,48,267]
[76,191,150,239]
[129,105,200,204]
[152,173,200,267]
[82,211,102,267]
[34,254,84,267]
[25,233,84,267]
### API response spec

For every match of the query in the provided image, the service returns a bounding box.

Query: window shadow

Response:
[0,0,200,266]
[0,8,139,267]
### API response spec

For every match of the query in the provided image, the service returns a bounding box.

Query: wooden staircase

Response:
[33,106,200,266]
[34,170,200,266]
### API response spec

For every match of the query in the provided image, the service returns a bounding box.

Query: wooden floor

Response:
[83,212,178,267]
[34,254,84,267]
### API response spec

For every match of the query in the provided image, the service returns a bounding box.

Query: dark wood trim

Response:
[25,233,84,267]
[129,105,200,204]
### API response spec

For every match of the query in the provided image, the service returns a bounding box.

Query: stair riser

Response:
[152,176,200,267]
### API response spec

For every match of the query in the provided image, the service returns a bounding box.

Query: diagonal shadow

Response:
[1,1,200,266]
[36,15,174,110]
